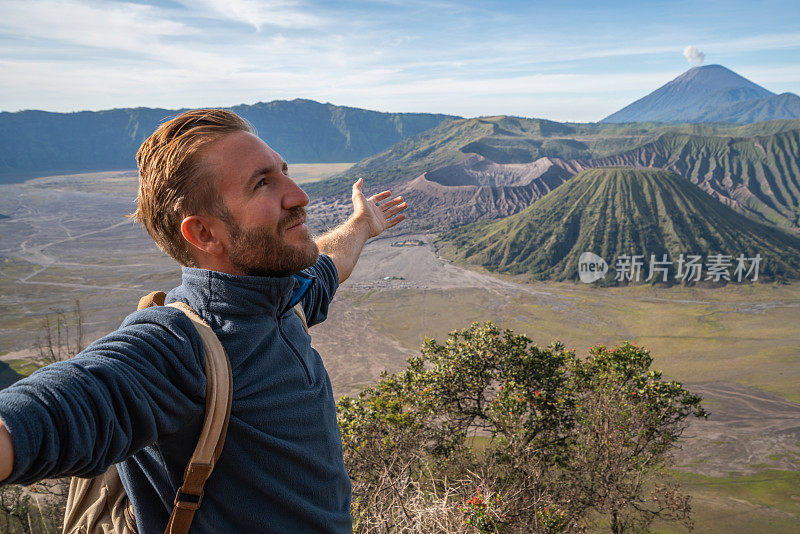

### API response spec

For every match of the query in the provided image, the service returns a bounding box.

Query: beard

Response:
[225,207,319,277]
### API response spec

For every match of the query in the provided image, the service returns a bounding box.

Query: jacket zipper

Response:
[278,313,312,386]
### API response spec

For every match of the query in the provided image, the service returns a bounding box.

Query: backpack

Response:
[62,291,234,534]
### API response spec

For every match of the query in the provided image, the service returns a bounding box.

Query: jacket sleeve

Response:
[0,306,206,485]
[300,254,339,327]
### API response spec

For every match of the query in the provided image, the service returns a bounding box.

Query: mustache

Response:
[279,207,307,232]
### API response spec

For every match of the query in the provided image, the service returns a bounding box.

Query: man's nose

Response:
[282,175,310,210]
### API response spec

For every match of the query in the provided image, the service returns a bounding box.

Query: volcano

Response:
[437,168,800,284]
[602,65,799,124]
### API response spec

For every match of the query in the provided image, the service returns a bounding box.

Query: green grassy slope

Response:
[437,168,800,283]
[590,129,800,228]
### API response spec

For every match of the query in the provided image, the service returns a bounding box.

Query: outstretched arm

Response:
[315,179,407,284]
[0,420,12,481]
[0,308,206,485]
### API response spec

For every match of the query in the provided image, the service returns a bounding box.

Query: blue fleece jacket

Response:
[0,254,352,533]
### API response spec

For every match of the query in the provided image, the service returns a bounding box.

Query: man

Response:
[0,109,407,532]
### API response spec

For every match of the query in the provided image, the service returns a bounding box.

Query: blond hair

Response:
[131,109,252,266]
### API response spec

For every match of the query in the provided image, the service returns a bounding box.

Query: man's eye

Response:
[255,178,267,189]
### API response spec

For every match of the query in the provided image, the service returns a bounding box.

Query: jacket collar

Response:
[172,267,314,317]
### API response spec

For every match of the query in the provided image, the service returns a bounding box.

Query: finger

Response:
[352,178,364,195]
[368,190,392,202]
[383,202,408,218]
[385,213,406,228]
[379,197,405,210]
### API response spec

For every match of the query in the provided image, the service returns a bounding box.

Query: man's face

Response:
[201,130,319,277]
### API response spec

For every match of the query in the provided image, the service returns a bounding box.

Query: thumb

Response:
[352,178,364,197]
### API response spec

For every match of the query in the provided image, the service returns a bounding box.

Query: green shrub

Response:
[338,322,706,533]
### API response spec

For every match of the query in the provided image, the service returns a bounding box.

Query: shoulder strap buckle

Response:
[173,486,203,511]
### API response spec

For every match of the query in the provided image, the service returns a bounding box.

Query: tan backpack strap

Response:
[138,291,166,310]
[293,303,309,333]
[164,302,233,534]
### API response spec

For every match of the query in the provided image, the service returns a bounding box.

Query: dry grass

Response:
[289,163,354,184]
[358,282,800,402]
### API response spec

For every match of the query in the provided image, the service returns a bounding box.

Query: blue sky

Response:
[1,0,799,121]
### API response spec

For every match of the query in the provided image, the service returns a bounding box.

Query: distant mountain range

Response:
[0,99,457,183]
[312,115,800,231]
[436,168,800,284]
[602,65,800,124]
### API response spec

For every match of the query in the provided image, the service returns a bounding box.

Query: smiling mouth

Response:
[281,207,307,233]
[284,217,306,232]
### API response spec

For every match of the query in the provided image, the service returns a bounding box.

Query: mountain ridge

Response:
[310,115,800,231]
[394,154,583,229]
[436,167,800,284]
[584,129,800,228]
[307,115,781,198]
[694,92,800,124]
[0,99,458,183]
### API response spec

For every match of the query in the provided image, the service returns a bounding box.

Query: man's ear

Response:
[180,215,225,257]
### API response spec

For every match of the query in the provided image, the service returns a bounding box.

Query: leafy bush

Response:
[337,322,706,533]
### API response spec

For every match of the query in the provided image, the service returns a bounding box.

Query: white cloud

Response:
[0,1,193,54]
[324,71,676,98]
[512,33,800,65]
[1,1,798,120]
[683,45,705,66]
[175,0,325,30]
[1,52,672,121]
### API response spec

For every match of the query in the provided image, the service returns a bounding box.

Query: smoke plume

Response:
[683,46,705,66]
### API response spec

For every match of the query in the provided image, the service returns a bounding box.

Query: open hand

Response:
[352,178,408,238]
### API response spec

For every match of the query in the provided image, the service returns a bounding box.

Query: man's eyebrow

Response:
[246,161,289,190]
[246,165,274,189]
